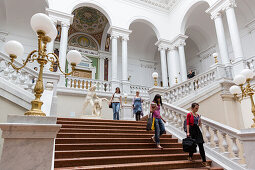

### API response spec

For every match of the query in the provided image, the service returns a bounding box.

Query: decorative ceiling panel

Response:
[72,7,108,34]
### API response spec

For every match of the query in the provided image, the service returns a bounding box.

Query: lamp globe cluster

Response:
[230,69,254,95]
[4,13,81,66]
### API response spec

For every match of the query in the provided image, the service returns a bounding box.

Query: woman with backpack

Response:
[150,94,166,149]
[186,103,207,166]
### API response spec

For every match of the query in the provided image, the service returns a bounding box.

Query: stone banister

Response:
[160,102,253,170]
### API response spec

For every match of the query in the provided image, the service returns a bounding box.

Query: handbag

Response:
[182,137,197,153]
[109,93,115,108]
[146,113,153,131]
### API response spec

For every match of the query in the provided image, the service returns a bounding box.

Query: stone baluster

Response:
[168,110,173,123]
[19,71,26,89]
[221,132,230,157]
[230,137,240,162]
[213,129,220,152]
[3,62,10,80]
[177,113,182,129]
[205,125,212,146]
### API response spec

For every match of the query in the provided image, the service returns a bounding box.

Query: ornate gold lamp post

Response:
[229,69,255,128]
[4,13,82,116]
[152,72,158,86]
[212,52,218,64]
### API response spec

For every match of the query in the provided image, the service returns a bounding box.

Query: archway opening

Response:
[127,21,160,87]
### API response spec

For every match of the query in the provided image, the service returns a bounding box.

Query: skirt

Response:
[190,124,204,144]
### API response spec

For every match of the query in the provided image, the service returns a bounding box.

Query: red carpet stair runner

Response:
[54,118,223,170]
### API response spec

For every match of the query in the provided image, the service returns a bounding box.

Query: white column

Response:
[167,47,181,86]
[178,42,188,82]
[159,47,168,87]
[122,36,128,82]
[225,5,244,60]
[47,20,57,54]
[99,56,105,81]
[59,22,70,73]
[213,13,230,65]
[111,35,118,82]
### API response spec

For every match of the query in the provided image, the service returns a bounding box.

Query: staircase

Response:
[54,117,223,170]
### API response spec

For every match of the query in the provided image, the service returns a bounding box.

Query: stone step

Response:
[54,153,201,168]
[55,148,184,159]
[55,142,183,151]
[58,117,147,124]
[55,138,177,144]
[54,160,212,170]
[57,133,172,138]
[57,120,146,127]
[60,124,146,130]
[59,128,155,134]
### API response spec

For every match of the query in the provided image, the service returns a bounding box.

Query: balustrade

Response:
[164,68,217,104]
[0,53,36,93]
[65,76,112,92]
[162,103,247,169]
[130,85,150,96]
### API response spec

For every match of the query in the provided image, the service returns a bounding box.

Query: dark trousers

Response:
[189,143,206,162]
[135,111,141,121]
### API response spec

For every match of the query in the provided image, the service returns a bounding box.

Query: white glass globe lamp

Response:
[30,13,54,35]
[229,85,241,95]
[233,74,246,85]
[240,69,254,80]
[4,40,24,57]
[67,50,82,66]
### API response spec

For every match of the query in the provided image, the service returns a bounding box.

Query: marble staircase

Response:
[54,117,223,170]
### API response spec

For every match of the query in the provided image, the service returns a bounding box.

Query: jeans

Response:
[189,143,206,162]
[112,102,120,120]
[154,118,165,145]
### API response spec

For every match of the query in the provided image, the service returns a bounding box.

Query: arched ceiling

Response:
[72,7,108,35]
[184,2,216,52]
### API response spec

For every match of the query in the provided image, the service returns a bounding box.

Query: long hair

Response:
[115,87,121,94]
[153,94,162,106]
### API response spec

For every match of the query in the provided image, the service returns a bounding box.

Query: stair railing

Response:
[161,102,248,170]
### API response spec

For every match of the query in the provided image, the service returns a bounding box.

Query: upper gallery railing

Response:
[164,67,218,104]
[0,51,36,93]
[130,84,150,96]
[65,76,112,92]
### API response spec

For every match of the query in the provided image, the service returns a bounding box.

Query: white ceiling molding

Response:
[125,0,181,13]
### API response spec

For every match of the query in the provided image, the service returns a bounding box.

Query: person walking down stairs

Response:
[132,91,144,121]
[186,102,208,167]
[150,94,166,149]
[110,87,122,120]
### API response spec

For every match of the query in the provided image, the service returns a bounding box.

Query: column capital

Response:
[206,0,236,18]
[211,12,223,20]
[122,35,129,41]
[46,8,74,26]
[155,39,171,51]
[108,26,132,39]
[169,34,188,48]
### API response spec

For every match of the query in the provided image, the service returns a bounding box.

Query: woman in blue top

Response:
[132,91,143,121]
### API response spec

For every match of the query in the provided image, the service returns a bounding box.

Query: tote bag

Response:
[146,113,153,131]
